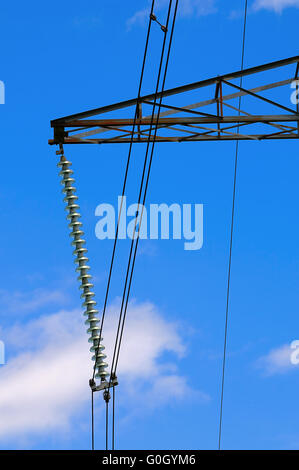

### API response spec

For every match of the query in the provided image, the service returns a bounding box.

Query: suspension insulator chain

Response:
[57,153,108,382]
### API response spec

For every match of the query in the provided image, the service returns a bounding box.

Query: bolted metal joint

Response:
[90,374,118,392]
[150,12,167,33]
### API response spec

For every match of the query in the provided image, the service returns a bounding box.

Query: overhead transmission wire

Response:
[107,0,177,448]
[107,0,179,415]
[91,0,157,383]
[104,0,175,448]
[112,0,179,383]
[112,385,116,450]
[218,0,248,451]
[105,397,109,450]
[90,0,156,451]
[92,0,177,451]
[100,0,178,451]
[91,389,94,450]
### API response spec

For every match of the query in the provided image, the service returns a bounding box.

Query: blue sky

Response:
[0,0,299,450]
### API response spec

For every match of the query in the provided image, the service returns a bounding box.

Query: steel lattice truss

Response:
[49,56,299,145]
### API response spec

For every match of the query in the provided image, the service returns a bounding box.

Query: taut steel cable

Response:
[218,0,248,451]
[92,0,157,383]
[110,0,179,388]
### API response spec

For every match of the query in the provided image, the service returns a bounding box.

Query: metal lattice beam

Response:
[49,55,299,145]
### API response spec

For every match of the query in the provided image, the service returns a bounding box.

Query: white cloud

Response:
[127,0,217,30]
[127,8,149,30]
[252,0,299,13]
[0,287,69,315]
[256,344,299,376]
[179,0,217,16]
[139,374,210,406]
[0,300,207,444]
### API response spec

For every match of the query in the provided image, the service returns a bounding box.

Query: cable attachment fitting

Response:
[89,378,96,390]
[89,374,118,392]
[150,12,167,33]
[103,389,111,403]
[56,143,64,156]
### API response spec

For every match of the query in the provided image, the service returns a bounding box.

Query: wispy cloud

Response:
[0,300,208,445]
[137,240,158,257]
[255,344,299,376]
[179,0,217,16]
[252,0,299,13]
[0,288,69,316]
[127,8,150,30]
[127,0,217,30]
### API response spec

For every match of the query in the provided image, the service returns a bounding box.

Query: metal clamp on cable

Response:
[103,389,111,403]
[150,12,167,33]
[89,374,118,392]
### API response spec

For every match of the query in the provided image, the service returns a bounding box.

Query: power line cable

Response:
[108,0,174,392]
[103,3,178,449]
[111,0,179,382]
[218,0,248,451]
[90,2,157,451]
[92,0,157,382]
[107,0,174,388]
[105,398,109,451]
[112,385,115,450]
[91,390,94,450]
[92,0,173,451]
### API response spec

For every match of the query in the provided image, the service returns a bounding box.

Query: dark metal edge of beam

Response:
[51,55,299,126]
[48,134,299,145]
[56,115,299,128]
